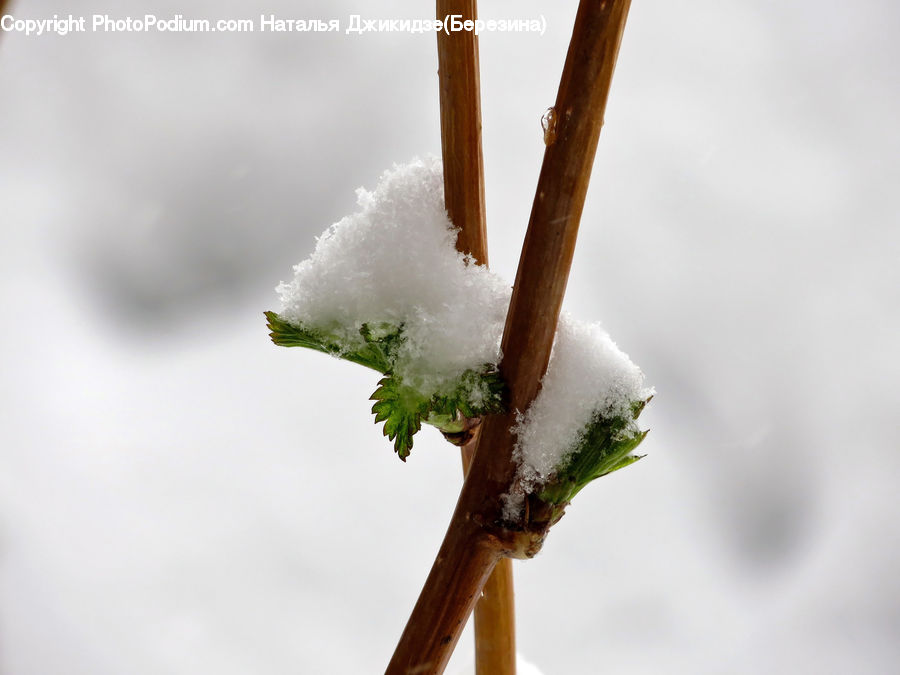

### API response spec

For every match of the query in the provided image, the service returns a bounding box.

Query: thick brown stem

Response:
[389,1,632,671]
[471,0,633,509]
[460,435,517,675]
[386,513,502,675]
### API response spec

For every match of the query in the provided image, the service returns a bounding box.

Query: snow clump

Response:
[510,314,653,508]
[276,157,649,496]
[277,156,510,400]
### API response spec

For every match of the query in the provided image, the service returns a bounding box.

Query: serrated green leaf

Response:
[267,311,507,460]
[369,374,430,460]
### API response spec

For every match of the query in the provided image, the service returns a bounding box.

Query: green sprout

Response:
[265,311,503,460]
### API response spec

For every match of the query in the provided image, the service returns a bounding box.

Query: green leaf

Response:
[265,311,401,373]
[539,397,651,505]
[427,366,505,430]
[267,311,507,460]
[370,374,430,460]
[265,311,341,353]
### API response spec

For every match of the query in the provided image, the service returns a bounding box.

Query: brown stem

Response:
[388,1,633,672]
[436,2,517,674]
[471,556,516,672]
[387,509,503,675]
[437,0,487,266]
[473,0,632,512]
[460,435,517,675]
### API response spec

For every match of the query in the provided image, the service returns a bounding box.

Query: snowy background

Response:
[1,0,898,673]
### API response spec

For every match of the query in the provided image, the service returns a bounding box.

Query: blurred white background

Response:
[1,1,898,673]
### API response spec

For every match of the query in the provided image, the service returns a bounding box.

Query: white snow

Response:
[512,314,652,496]
[277,156,510,399]
[277,157,649,493]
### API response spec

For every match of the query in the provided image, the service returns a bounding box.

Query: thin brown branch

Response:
[437,0,488,266]
[471,553,516,672]
[436,2,517,672]
[387,1,633,672]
